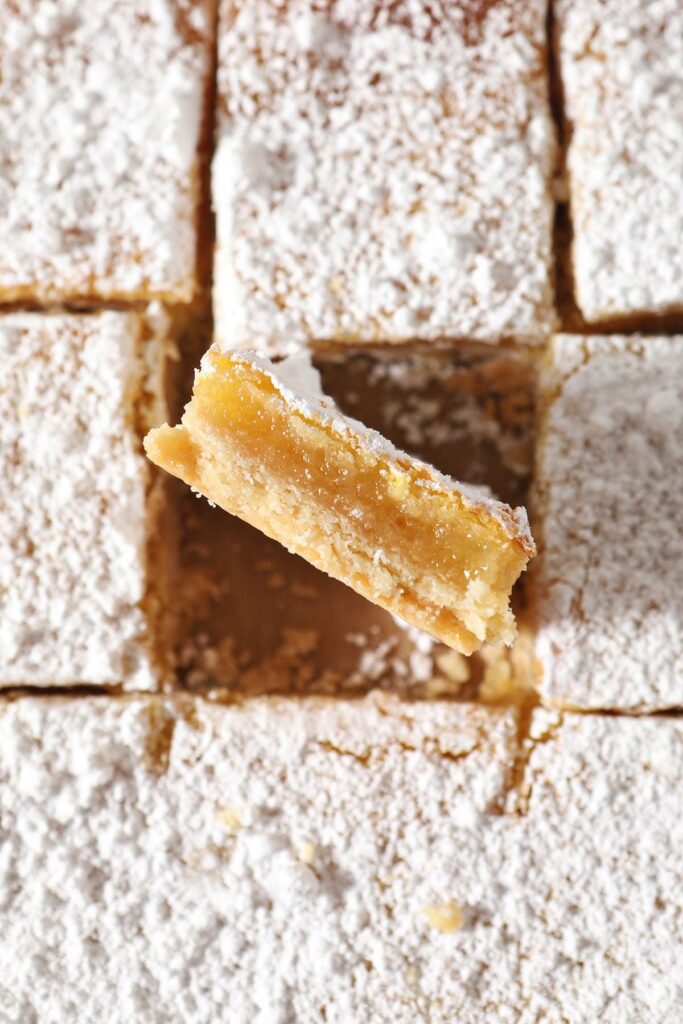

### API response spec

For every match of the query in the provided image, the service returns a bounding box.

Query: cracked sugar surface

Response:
[0,694,524,1024]
[533,334,683,710]
[557,0,683,321]
[214,0,555,352]
[0,0,214,303]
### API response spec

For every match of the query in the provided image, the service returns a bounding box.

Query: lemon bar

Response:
[172,347,535,694]
[516,710,683,1022]
[146,349,535,654]
[214,0,555,354]
[0,0,215,304]
[0,313,169,688]
[0,693,521,1022]
[557,0,683,321]
[533,335,683,710]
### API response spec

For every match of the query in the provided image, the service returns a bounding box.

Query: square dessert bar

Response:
[214,0,556,354]
[0,313,169,688]
[533,334,683,710]
[515,711,683,1023]
[0,694,522,1023]
[0,0,215,304]
[557,0,683,322]
[146,348,535,655]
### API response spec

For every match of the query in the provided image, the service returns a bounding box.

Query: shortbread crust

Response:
[146,349,535,655]
[214,0,555,353]
[532,334,683,710]
[0,0,215,304]
[0,313,170,688]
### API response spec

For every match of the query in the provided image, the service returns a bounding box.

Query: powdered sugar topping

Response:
[0,313,160,687]
[0,694,520,1023]
[0,0,214,303]
[557,0,683,320]
[3,697,683,1021]
[534,334,683,709]
[214,0,555,352]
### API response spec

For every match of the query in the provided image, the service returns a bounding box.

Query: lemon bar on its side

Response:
[169,346,536,694]
[145,349,535,655]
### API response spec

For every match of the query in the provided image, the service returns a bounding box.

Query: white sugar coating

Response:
[204,347,536,554]
[0,694,523,1024]
[518,712,683,1022]
[214,0,556,353]
[533,334,683,710]
[4,697,683,1023]
[557,0,683,321]
[0,0,214,304]
[0,313,162,688]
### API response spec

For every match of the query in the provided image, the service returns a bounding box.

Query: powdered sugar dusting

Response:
[0,0,214,303]
[0,313,161,688]
[519,713,683,1021]
[557,0,683,320]
[0,695,520,1023]
[534,334,683,710]
[214,0,555,352]
[263,351,327,403]
[4,697,683,1021]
